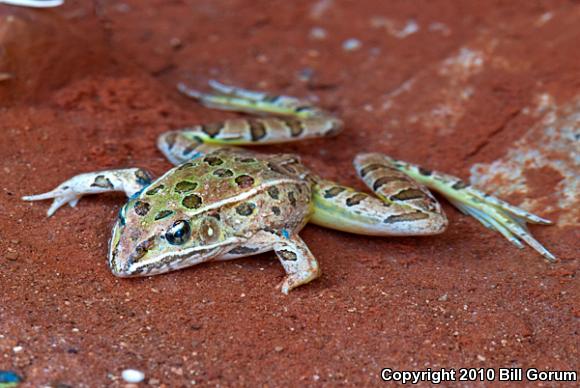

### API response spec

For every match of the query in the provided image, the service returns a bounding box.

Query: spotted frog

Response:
[23,80,555,293]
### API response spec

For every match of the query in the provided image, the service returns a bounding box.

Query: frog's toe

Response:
[388,159,556,262]
[23,189,81,217]
[448,188,556,262]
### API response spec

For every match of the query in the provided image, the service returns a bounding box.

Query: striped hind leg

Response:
[311,162,448,237]
[311,154,449,236]
[355,153,556,261]
[171,80,343,146]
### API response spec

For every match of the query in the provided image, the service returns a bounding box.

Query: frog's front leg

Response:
[22,168,152,216]
[273,234,321,294]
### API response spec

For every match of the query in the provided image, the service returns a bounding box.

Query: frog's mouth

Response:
[108,229,243,277]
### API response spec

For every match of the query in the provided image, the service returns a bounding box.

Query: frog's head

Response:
[108,196,240,277]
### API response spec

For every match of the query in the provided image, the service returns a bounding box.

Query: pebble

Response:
[122,369,145,383]
[274,346,284,352]
[342,38,361,51]
[309,27,327,40]
[5,250,18,261]
[438,294,448,302]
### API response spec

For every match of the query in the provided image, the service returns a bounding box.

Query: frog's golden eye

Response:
[165,220,191,245]
[199,217,220,244]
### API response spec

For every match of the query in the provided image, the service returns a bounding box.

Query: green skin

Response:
[22,80,555,294]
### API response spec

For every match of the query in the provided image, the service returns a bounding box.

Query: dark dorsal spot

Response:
[272,206,281,215]
[278,249,297,261]
[146,184,165,195]
[213,168,234,178]
[235,175,255,188]
[229,246,259,255]
[236,202,255,216]
[384,211,430,224]
[390,188,426,201]
[267,186,280,199]
[164,132,177,149]
[346,193,367,207]
[134,201,151,216]
[204,156,223,166]
[175,181,198,193]
[91,175,114,189]
[284,119,304,137]
[249,120,266,141]
[360,163,386,177]
[237,157,256,163]
[135,170,152,186]
[419,167,432,176]
[373,176,407,191]
[288,191,297,207]
[323,186,345,198]
[155,210,174,220]
[182,194,203,209]
[177,162,194,171]
[452,181,469,190]
[201,123,223,138]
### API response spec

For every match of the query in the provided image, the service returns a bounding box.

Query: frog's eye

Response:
[165,220,191,245]
[199,217,220,244]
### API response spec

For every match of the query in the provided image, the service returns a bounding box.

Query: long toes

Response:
[47,195,76,217]
[208,80,235,94]
[177,83,205,99]
[22,191,58,201]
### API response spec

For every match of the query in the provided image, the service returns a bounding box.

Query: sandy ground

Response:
[0,0,578,386]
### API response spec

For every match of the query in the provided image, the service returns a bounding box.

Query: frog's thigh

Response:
[274,234,321,294]
[312,152,450,236]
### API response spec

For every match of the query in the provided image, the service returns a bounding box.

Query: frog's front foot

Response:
[23,184,83,217]
[22,168,153,217]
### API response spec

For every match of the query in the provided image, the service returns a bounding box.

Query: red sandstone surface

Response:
[0,1,578,386]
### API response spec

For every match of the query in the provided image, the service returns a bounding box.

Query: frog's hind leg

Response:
[311,160,448,237]
[22,168,153,216]
[358,153,556,261]
[157,131,236,165]
[174,81,343,146]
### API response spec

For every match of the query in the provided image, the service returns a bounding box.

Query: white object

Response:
[0,0,64,7]
[122,369,145,384]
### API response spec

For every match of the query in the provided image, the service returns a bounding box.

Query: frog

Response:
[22,80,555,293]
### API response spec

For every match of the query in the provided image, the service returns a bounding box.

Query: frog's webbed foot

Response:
[22,168,152,217]
[387,157,556,261]
[273,234,321,294]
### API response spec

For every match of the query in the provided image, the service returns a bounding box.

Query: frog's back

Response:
[139,150,313,237]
